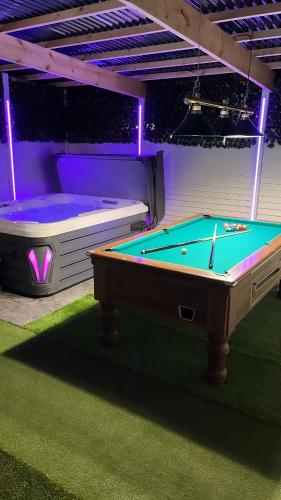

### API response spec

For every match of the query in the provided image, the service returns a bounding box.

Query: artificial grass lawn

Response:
[26,290,281,427]
[0,448,77,500]
[0,291,280,499]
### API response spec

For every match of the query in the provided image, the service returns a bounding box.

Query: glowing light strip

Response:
[42,248,53,282]
[5,99,16,201]
[250,94,268,220]
[138,100,143,156]
[28,249,40,283]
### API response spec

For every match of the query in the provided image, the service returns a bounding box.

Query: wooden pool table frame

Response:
[90,214,281,384]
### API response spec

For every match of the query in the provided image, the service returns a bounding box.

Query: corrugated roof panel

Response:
[186,0,278,15]
[243,39,281,50]
[9,8,152,44]
[0,0,105,23]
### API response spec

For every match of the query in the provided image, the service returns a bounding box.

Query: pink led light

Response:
[42,248,53,282]
[138,101,143,156]
[251,95,267,220]
[5,99,16,201]
[28,249,40,283]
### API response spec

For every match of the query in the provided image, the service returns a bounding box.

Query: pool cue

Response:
[140,229,253,255]
[208,223,217,269]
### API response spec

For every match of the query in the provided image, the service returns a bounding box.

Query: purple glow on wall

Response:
[5,99,16,201]
[138,100,143,156]
[42,248,53,282]
[28,249,40,283]
[250,93,268,220]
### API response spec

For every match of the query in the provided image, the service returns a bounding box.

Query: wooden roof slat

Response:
[39,23,166,49]
[0,32,146,98]
[118,0,274,91]
[0,1,124,34]
[136,67,234,80]
[208,2,281,24]
[79,40,192,61]
[237,28,281,42]
[111,54,214,72]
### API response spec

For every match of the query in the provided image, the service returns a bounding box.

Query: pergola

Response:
[0,0,280,95]
[0,0,280,217]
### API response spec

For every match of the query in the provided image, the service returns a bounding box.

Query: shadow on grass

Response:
[3,299,281,483]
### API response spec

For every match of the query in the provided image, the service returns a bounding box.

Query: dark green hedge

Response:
[65,85,138,143]
[0,72,281,148]
[144,74,260,148]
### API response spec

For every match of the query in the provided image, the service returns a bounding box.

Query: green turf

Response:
[0,448,78,500]
[1,290,281,499]
[26,290,281,427]
[0,317,281,500]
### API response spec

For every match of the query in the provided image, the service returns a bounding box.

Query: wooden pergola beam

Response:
[118,0,274,91]
[208,2,281,24]
[0,32,146,98]
[0,1,124,34]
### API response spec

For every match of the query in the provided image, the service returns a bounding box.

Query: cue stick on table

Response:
[140,229,253,255]
[208,223,217,270]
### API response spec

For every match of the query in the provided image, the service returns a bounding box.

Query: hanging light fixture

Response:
[171,0,215,138]
[172,94,216,137]
[212,99,236,137]
[228,110,262,138]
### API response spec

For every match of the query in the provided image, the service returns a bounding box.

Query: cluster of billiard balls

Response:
[223,223,248,232]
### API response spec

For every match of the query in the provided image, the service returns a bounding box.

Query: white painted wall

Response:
[1,140,281,226]
[0,142,12,202]
[142,142,255,222]
[0,141,65,201]
[258,146,281,223]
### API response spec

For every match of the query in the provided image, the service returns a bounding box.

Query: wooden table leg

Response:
[100,301,119,346]
[207,335,230,385]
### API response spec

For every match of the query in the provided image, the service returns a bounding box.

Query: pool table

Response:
[90,214,281,384]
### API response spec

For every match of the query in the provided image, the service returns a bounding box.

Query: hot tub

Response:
[0,193,148,296]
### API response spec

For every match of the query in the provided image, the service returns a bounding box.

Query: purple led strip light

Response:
[28,249,40,283]
[250,93,268,220]
[5,99,16,201]
[138,99,143,156]
[42,248,53,282]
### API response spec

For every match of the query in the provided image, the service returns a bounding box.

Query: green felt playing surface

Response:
[113,216,281,275]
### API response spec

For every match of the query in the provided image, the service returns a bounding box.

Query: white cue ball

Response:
[181,248,187,255]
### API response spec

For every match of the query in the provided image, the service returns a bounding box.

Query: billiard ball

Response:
[181,248,187,254]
